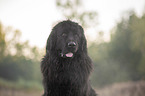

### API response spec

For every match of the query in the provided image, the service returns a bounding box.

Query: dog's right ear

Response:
[46,31,56,53]
[46,35,52,53]
[46,22,60,54]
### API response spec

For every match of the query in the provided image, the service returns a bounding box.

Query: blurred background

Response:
[0,0,145,96]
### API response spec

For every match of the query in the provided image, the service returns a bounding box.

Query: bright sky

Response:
[0,0,145,48]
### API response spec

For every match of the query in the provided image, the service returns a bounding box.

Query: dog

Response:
[41,20,97,96]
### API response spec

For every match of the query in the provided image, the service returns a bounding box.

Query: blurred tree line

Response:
[89,12,145,87]
[0,0,145,90]
[0,23,42,89]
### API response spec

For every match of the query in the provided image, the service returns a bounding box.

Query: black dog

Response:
[41,20,97,96]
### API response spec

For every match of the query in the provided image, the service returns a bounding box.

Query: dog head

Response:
[46,20,87,58]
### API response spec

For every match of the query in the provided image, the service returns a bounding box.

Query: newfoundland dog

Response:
[41,20,97,96]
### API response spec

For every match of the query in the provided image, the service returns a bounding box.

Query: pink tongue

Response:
[66,53,73,57]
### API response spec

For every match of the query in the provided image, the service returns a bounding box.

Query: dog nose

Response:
[68,42,76,47]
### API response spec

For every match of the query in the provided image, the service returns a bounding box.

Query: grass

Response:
[0,78,43,91]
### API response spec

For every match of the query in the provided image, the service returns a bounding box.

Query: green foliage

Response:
[89,12,145,88]
[0,23,6,57]
[0,23,43,90]
[56,0,98,28]
[0,78,43,91]
[89,42,131,87]
[129,13,145,76]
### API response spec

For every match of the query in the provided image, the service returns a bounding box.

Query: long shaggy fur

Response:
[41,20,97,96]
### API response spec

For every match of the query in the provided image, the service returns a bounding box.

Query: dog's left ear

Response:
[79,25,87,53]
[81,35,87,53]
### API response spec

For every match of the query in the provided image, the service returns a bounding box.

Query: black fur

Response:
[41,20,97,96]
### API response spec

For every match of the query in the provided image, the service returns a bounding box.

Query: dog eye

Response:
[62,33,67,37]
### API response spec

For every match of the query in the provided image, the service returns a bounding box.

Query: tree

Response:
[56,0,98,28]
[129,13,145,78]
[0,23,42,82]
[0,23,6,58]
[88,11,145,87]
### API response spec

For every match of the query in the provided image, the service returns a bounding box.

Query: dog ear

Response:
[81,35,87,53]
[79,25,87,53]
[46,31,56,53]
[46,36,52,53]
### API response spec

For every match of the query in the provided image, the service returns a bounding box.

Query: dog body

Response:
[41,20,97,96]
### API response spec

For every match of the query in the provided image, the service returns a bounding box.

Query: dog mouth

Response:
[65,52,73,57]
[59,42,78,58]
[60,52,74,58]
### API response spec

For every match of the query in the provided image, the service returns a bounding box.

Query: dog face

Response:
[56,28,79,58]
[46,20,87,58]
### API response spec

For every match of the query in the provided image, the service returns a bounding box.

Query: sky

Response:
[0,0,145,48]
